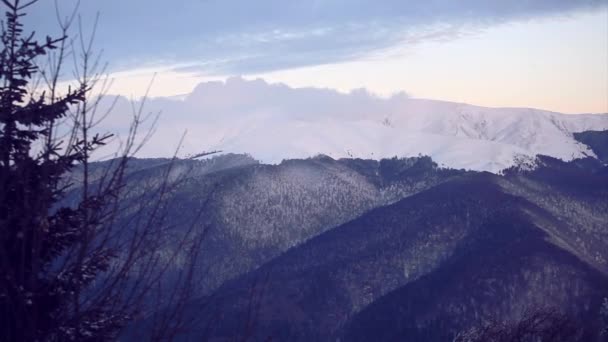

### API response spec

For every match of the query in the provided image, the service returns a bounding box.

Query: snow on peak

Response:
[108,78,608,173]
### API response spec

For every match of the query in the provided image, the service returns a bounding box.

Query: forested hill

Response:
[105,137,608,341]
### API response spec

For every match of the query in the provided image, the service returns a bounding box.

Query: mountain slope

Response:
[90,154,463,295]
[502,156,608,274]
[574,130,608,163]
[174,161,608,341]
[343,208,607,341]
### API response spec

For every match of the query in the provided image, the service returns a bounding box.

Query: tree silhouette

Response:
[0,1,207,340]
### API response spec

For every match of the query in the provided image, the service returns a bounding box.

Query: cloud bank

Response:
[23,0,607,74]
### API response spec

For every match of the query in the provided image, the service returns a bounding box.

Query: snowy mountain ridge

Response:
[112,77,608,173]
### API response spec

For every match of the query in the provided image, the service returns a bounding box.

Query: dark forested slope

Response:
[170,158,608,341]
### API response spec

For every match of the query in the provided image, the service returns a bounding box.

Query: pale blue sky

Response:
[24,0,608,113]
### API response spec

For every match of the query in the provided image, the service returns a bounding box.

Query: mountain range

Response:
[104,77,608,173]
[108,128,608,341]
[94,77,608,340]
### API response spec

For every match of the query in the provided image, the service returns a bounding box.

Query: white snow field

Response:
[107,77,608,173]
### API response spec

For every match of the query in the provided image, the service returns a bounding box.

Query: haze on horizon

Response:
[26,0,608,114]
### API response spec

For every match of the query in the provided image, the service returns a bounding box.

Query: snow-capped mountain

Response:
[110,77,608,173]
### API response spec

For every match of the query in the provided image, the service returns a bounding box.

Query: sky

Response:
[23,0,608,114]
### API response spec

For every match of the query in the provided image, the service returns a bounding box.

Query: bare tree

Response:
[0,1,210,340]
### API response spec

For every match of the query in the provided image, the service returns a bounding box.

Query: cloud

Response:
[21,0,608,74]
[93,77,406,156]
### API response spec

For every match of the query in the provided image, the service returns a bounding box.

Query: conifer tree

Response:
[0,1,206,340]
[0,0,124,340]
